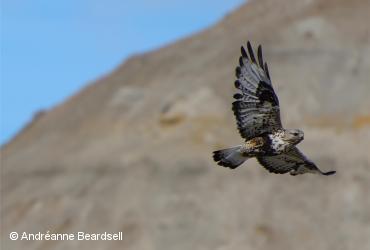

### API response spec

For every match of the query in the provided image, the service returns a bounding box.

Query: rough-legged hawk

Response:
[212,41,336,176]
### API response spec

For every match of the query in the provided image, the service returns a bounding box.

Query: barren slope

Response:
[2,0,370,249]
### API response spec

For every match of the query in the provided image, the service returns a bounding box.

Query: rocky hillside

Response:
[2,0,370,249]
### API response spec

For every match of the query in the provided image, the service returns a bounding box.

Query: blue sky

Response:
[1,0,245,145]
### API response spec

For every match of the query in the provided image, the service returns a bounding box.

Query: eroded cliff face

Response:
[2,0,370,249]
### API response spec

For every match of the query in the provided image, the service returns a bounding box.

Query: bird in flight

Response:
[212,41,336,176]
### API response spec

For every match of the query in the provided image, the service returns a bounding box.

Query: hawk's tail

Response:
[212,145,249,169]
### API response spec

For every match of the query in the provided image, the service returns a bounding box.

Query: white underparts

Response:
[269,133,289,153]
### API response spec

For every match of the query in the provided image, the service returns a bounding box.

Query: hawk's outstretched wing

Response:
[257,147,336,176]
[233,41,282,140]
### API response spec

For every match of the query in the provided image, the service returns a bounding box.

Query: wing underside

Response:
[233,41,282,140]
[257,147,336,176]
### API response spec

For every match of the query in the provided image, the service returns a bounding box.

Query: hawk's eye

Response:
[293,132,298,136]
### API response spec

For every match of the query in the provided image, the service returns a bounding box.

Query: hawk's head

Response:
[283,129,304,145]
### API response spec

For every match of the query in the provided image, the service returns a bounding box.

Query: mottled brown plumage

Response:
[212,41,336,176]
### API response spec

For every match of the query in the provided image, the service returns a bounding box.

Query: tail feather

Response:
[212,146,248,169]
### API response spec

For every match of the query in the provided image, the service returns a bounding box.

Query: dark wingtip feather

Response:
[322,170,336,176]
[239,56,244,66]
[257,45,264,68]
[264,62,270,80]
[232,101,242,113]
[247,41,256,63]
[241,46,248,59]
[234,80,241,88]
[233,93,243,99]
[235,66,241,77]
